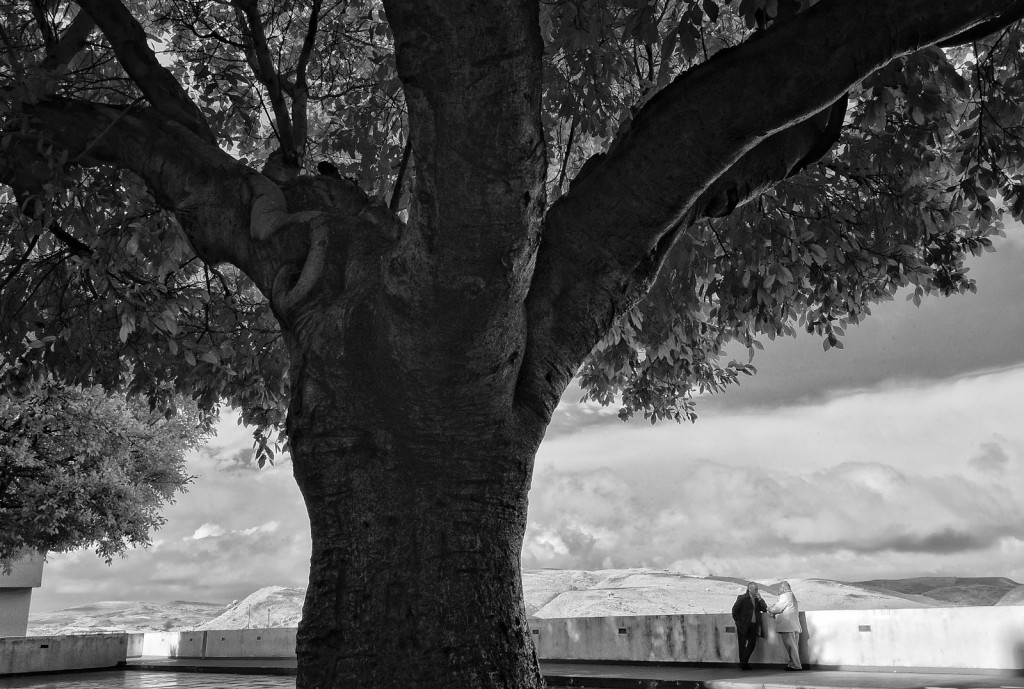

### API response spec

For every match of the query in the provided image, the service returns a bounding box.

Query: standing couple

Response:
[730,581,802,671]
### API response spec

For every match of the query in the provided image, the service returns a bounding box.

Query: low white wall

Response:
[531,606,1024,671]
[130,629,296,659]
[531,613,792,666]
[0,633,127,675]
[803,607,1024,670]
[121,606,1024,672]
[203,628,297,658]
[132,631,205,658]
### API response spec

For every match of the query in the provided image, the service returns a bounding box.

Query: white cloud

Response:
[526,365,1024,581]
[241,521,280,536]
[188,521,280,541]
[190,523,226,540]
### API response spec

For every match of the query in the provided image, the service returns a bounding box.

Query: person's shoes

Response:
[785,666,801,671]
[739,664,752,670]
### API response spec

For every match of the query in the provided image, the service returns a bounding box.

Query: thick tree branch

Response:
[631,98,846,288]
[939,1,1024,47]
[45,221,92,258]
[233,0,297,158]
[518,0,1020,421]
[75,0,216,144]
[3,95,398,339]
[4,99,252,272]
[29,1,56,47]
[39,7,96,72]
[696,95,848,221]
[291,0,322,151]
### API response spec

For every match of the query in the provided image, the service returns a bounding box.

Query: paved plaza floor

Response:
[0,671,292,688]
[1,662,1021,689]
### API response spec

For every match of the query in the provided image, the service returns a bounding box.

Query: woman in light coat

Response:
[769,581,802,670]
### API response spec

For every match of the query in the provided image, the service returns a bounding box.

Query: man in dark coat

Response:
[731,582,768,670]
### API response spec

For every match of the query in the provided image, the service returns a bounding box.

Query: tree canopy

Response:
[2,1,1021,441]
[2,0,1023,686]
[0,383,204,568]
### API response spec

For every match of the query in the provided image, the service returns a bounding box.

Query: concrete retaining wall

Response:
[126,629,296,659]
[116,606,1024,673]
[203,628,297,658]
[131,631,206,658]
[127,633,144,658]
[530,606,1024,671]
[0,634,127,674]
[802,607,1024,671]
[530,613,791,666]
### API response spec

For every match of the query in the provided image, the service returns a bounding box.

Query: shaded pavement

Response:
[0,670,290,688]
[0,659,1021,688]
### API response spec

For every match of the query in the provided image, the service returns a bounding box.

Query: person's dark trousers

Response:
[737,626,758,668]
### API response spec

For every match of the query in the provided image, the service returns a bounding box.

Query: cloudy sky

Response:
[31,226,1024,612]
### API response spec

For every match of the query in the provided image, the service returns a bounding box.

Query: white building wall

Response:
[0,555,44,637]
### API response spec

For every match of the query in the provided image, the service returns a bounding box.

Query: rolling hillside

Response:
[28,569,1022,634]
[196,586,305,630]
[852,577,1020,606]
[996,585,1024,606]
[524,570,940,618]
[28,600,228,636]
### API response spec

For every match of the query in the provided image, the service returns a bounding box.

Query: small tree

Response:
[2,1,1023,686]
[0,383,203,567]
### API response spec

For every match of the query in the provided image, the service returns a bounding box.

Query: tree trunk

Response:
[287,342,547,688]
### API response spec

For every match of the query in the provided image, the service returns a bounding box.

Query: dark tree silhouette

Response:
[2,1,1023,686]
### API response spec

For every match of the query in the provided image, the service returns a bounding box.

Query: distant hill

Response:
[996,585,1024,606]
[852,577,1021,606]
[197,586,305,630]
[28,570,1023,635]
[524,570,937,618]
[28,600,227,636]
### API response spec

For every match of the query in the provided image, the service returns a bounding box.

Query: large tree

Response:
[2,0,1023,686]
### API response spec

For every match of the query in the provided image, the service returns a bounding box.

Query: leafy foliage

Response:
[0,1,394,460]
[0,168,288,451]
[1,0,1022,433]
[0,383,206,565]
[155,0,404,193]
[570,6,1018,422]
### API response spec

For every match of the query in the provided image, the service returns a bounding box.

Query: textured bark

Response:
[938,0,1024,46]
[289,399,544,688]
[284,284,546,688]
[381,0,545,394]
